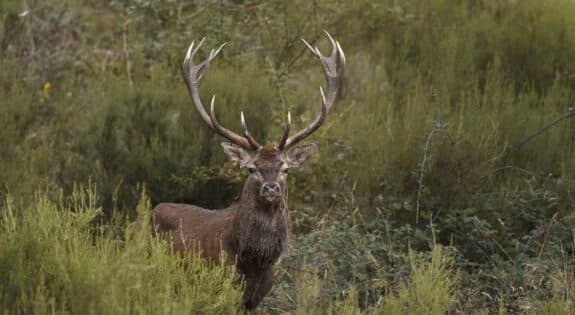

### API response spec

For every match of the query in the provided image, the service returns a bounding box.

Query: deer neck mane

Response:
[224,178,290,272]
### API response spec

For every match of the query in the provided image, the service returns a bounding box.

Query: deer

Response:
[152,31,345,310]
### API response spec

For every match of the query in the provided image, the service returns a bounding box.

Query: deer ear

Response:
[286,143,317,168]
[221,142,252,167]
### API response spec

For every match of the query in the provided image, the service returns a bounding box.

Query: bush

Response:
[2,0,575,313]
[0,188,242,314]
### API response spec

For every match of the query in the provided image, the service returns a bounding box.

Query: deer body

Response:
[153,199,289,309]
[153,203,234,263]
[153,32,345,310]
[153,162,292,269]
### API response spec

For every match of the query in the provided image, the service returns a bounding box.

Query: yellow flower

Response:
[43,81,52,95]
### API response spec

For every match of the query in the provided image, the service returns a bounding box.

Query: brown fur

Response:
[258,148,278,160]
[152,146,309,310]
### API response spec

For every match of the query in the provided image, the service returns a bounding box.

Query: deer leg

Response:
[242,268,274,310]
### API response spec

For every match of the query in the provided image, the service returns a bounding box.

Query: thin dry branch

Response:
[512,107,575,154]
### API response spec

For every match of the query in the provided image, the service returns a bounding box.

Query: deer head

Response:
[182,32,345,206]
[220,143,317,205]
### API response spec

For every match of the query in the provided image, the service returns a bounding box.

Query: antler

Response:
[278,31,345,151]
[183,38,262,150]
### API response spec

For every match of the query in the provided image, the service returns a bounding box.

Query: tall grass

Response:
[379,245,459,314]
[0,188,242,314]
[1,0,575,313]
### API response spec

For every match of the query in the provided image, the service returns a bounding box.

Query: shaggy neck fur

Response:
[226,176,290,274]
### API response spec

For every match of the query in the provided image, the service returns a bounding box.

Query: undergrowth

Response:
[0,188,242,314]
[1,0,574,313]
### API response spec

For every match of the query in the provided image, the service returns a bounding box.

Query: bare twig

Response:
[512,107,575,154]
[286,31,321,70]
[219,0,224,42]
[21,0,36,72]
[416,89,446,225]
[537,212,558,260]
[377,207,395,252]
[415,125,443,224]
[122,20,133,88]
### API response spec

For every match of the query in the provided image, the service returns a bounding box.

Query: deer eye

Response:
[281,168,289,174]
[247,167,257,174]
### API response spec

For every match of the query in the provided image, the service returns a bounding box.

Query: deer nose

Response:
[260,183,281,199]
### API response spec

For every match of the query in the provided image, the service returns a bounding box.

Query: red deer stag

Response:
[152,31,345,310]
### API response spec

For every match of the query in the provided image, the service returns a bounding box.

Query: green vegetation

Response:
[0,188,242,314]
[1,0,574,313]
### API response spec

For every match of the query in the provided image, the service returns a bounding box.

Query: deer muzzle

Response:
[260,182,281,201]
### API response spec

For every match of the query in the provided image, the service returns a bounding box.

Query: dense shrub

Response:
[1,0,574,313]
[0,188,242,314]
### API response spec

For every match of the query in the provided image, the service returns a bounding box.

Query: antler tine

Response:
[241,111,263,149]
[208,96,254,149]
[197,42,227,83]
[336,41,346,73]
[211,42,227,59]
[277,112,292,151]
[282,32,345,150]
[183,39,259,150]
[183,38,213,129]
[185,37,205,61]
[323,30,338,59]
[301,39,321,59]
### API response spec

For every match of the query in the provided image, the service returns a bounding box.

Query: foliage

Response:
[0,188,242,314]
[1,0,575,313]
[379,245,459,315]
